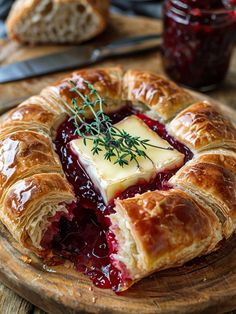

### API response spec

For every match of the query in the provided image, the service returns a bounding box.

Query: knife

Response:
[0,33,161,84]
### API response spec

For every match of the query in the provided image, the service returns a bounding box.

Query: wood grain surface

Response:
[0,13,236,314]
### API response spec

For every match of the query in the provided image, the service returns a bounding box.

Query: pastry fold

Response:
[0,88,74,254]
[0,102,65,139]
[123,69,195,121]
[109,189,222,291]
[170,150,236,238]
[41,67,126,118]
[0,130,62,202]
[1,173,75,255]
[168,101,236,153]
[41,68,195,122]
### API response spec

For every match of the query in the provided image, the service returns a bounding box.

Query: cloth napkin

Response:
[111,0,163,18]
[0,0,14,38]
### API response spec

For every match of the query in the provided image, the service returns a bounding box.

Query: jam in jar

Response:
[162,0,236,91]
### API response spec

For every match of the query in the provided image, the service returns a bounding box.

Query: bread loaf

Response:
[7,0,109,44]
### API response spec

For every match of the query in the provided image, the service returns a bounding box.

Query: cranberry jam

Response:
[162,0,236,90]
[44,105,192,291]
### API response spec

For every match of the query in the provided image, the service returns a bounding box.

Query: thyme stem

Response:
[65,81,173,168]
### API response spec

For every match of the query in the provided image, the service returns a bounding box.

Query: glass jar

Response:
[162,0,236,91]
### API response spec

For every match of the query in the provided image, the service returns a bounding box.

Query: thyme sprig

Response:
[63,81,173,168]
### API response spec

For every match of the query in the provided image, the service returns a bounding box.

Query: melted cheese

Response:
[70,115,184,204]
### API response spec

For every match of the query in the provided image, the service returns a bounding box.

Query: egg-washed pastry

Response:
[1,67,235,292]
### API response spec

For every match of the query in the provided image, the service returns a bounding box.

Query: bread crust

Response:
[7,0,109,44]
[0,67,236,290]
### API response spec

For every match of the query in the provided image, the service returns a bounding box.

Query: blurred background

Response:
[0,0,164,38]
[111,0,163,18]
[0,0,235,92]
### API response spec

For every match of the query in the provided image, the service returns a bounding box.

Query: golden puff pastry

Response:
[168,101,236,153]
[0,130,62,202]
[109,189,222,291]
[41,67,126,118]
[0,102,65,139]
[170,150,236,238]
[2,173,75,255]
[40,67,195,121]
[1,67,236,292]
[123,69,195,121]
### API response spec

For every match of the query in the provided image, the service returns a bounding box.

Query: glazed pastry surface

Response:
[168,101,236,152]
[2,173,75,254]
[0,130,62,202]
[123,69,195,121]
[110,189,222,287]
[0,67,235,291]
[170,151,236,238]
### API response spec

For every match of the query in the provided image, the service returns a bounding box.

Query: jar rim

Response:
[168,0,236,16]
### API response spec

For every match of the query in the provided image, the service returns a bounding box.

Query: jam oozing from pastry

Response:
[42,105,193,290]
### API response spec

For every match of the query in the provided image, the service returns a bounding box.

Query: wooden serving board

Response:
[0,13,236,314]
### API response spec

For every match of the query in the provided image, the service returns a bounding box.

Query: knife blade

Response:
[0,34,161,84]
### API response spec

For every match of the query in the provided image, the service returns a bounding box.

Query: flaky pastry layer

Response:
[0,67,236,290]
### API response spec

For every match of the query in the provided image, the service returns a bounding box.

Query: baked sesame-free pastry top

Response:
[0,67,235,292]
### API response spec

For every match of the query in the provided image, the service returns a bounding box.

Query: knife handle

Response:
[92,33,161,60]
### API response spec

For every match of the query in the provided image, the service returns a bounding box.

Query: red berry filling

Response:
[41,105,193,291]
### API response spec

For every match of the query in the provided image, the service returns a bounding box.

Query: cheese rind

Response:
[70,115,184,203]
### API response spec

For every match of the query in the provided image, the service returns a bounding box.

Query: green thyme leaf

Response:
[64,80,173,168]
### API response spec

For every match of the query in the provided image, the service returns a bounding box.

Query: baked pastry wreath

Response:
[0,67,235,292]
